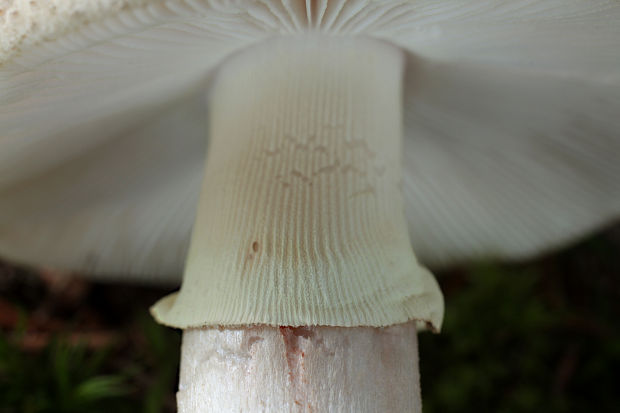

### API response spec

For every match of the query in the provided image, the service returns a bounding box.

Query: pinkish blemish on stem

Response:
[279,327,313,379]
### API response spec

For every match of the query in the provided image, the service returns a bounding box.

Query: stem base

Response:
[178,323,421,412]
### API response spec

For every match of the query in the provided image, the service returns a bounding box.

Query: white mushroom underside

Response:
[178,324,421,413]
[1,0,619,280]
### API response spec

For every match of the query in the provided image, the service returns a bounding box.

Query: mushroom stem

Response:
[152,35,442,330]
[151,36,441,411]
[178,323,421,412]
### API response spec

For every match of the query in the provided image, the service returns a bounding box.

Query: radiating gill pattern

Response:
[1,0,421,66]
[3,0,619,68]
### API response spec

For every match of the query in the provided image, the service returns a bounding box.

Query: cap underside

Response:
[1,0,619,280]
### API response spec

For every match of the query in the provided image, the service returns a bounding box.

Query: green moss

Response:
[0,314,179,413]
[420,230,620,413]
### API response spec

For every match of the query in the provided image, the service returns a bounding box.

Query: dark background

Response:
[1,224,619,412]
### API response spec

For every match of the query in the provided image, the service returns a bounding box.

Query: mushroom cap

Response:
[1,0,619,282]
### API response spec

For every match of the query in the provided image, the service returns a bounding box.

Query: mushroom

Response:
[1,0,619,411]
